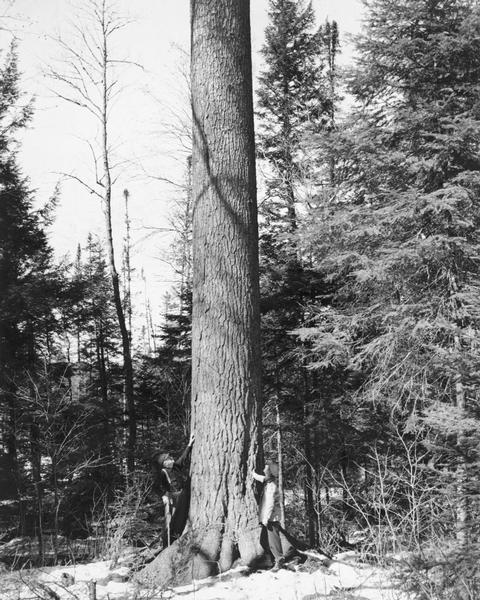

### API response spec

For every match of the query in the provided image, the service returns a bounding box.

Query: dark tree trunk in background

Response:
[101,70,136,474]
[48,0,137,474]
[95,326,112,455]
[30,420,44,564]
[5,391,26,534]
[27,324,44,562]
[303,400,316,548]
[276,401,286,527]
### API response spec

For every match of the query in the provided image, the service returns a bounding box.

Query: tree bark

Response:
[122,189,133,341]
[189,0,262,573]
[140,0,263,586]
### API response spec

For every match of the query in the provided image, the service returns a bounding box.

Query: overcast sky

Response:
[2,0,364,340]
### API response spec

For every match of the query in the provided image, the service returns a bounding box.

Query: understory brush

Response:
[89,476,156,566]
[396,539,480,600]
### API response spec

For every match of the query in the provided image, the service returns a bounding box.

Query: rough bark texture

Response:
[139,0,263,587]
[189,0,262,571]
[189,0,263,571]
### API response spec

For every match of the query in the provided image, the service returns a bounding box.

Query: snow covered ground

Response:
[2,553,410,599]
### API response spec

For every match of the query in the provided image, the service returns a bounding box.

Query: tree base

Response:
[135,527,264,589]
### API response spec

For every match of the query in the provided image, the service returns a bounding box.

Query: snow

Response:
[1,554,410,600]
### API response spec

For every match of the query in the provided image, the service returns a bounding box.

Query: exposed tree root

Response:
[135,526,264,588]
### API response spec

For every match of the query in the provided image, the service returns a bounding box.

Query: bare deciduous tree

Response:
[47,0,139,472]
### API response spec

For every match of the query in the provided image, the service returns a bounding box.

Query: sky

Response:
[2,0,364,344]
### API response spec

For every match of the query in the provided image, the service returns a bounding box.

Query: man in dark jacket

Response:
[152,433,194,546]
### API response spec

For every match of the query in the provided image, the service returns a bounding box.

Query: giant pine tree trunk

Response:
[139,0,263,587]
[189,0,262,572]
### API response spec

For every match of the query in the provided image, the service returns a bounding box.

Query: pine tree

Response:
[188,0,262,574]
[142,0,262,584]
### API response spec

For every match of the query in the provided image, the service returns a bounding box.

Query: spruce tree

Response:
[257,0,339,546]
[0,44,63,538]
[257,0,332,237]
[135,287,192,458]
[301,0,480,585]
[81,235,121,452]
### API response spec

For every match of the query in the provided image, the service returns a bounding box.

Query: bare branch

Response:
[55,172,103,198]
[52,34,100,73]
[133,159,186,189]
[86,139,101,185]
[73,22,104,67]
[141,225,175,233]
[46,70,102,116]
[49,90,101,120]
[107,58,146,71]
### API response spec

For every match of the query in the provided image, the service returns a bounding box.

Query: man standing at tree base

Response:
[152,434,194,546]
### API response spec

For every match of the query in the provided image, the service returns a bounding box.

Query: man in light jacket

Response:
[252,461,293,571]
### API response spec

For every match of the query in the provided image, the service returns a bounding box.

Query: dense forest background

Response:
[2,0,480,597]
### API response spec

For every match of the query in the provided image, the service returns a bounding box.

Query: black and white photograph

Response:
[1,0,479,598]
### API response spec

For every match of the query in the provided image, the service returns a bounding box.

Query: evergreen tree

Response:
[49,0,137,472]
[0,44,62,536]
[0,44,44,379]
[135,152,194,455]
[257,0,332,238]
[188,0,262,574]
[257,0,339,546]
[135,288,192,458]
[144,0,263,583]
[74,235,122,459]
[300,0,480,588]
